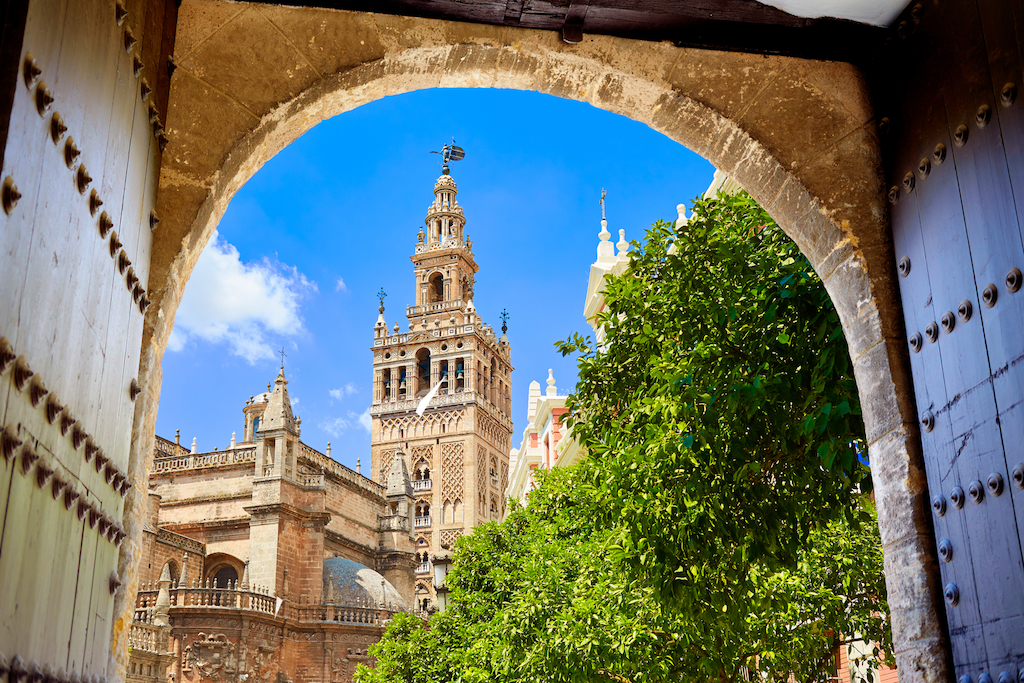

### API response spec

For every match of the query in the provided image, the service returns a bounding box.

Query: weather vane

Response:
[279,347,286,367]
[378,287,387,313]
[600,188,607,220]
[500,308,509,335]
[430,138,466,175]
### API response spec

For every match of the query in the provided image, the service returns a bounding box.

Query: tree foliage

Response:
[357,193,892,683]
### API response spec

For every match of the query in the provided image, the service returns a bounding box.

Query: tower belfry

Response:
[370,161,513,608]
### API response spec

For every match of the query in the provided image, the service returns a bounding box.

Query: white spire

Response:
[546,369,557,397]
[190,437,197,454]
[230,431,236,448]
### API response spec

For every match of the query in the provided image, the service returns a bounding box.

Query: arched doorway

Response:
[115,6,939,681]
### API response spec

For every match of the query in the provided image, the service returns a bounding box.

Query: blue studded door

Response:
[883,0,1024,679]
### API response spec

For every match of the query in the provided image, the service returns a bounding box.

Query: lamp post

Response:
[432,546,454,612]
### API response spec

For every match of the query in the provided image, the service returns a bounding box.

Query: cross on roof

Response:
[279,347,286,367]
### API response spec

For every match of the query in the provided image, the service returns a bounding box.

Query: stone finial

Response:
[178,554,189,588]
[175,429,180,445]
[326,441,332,458]
[154,563,172,626]
[616,229,629,255]
[356,458,361,475]
[393,321,399,333]
[240,560,249,590]
[546,369,557,397]
[190,437,197,454]
[230,432,236,448]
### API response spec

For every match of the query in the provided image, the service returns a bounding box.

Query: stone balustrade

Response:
[378,514,408,531]
[134,588,409,625]
[301,473,325,487]
[415,562,431,574]
[136,584,277,614]
[152,446,256,473]
[129,621,157,653]
[299,444,384,497]
[414,515,432,528]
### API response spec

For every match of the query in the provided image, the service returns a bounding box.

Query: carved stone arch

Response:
[120,8,941,679]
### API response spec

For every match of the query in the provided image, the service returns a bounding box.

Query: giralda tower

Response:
[369,154,513,608]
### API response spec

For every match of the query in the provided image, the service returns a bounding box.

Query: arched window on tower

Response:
[416,348,431,396]
[429,273,444,303]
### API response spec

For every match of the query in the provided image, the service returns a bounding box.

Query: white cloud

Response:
[357,406,371,433]
[169,231,317,364]
[329,382,358,401]
[335,277,348,293]
[320,406,372,438]
[291,396,299,406]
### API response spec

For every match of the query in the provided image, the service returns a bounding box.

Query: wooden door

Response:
[884,0,1024,679]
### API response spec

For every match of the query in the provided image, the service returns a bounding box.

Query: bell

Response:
[456,370,464,379]
[399,380,406,390]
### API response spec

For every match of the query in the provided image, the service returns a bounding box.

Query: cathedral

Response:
[128,165,512,683]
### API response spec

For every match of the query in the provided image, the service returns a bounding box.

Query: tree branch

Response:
[599,670,635,683]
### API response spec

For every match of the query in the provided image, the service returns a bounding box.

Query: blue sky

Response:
[156,88,714,470]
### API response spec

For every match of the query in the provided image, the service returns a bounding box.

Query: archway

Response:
[117,4,940,681]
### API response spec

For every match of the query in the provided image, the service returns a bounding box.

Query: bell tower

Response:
[370,159,513,607]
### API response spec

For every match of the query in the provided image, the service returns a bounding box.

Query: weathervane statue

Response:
[431,138,465,174]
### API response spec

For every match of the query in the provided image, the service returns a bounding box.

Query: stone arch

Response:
[121,5,940,678]
[203,552,244,588]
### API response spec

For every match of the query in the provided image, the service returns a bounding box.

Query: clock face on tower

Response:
[369,168,513,600]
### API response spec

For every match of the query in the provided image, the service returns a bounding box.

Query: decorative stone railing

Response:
[136,584,278,614]
[283,603,401,625]
[412,479,432,492]
[154,435,189,459]
[414,515,432,528]
[156,528,205,555]
[152,446,256,473]
[301,473,325,487]
[129,618,165,653]
[378,514,408,531]
[406,299,465,316]
[135,588,408,626]
[299,444,385,497]
[415,562,431,574]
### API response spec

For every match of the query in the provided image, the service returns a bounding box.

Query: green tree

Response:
[358,193,891,683]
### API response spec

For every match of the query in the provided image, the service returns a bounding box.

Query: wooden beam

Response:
[239,0,887,64]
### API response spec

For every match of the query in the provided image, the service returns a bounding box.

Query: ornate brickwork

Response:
[378,410,465,442]
[478,413,509,453]
[411,445,433,464]
[379,449,395,482]
[476,445,487,491]
[441,442,464,503]
[440,529,463,548]
[500,461,509,493]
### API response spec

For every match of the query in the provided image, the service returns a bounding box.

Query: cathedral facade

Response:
[370,166,514,611]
